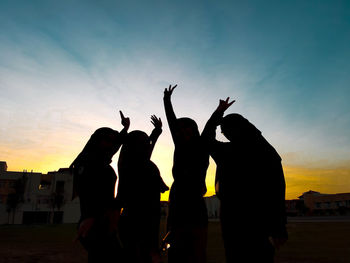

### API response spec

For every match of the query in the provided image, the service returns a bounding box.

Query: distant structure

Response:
[298,190,350,216]
[0,161,8,172]
[286,190,350,216]
[2,159,349,224]
[205,195,220,220]
[0,161,79,224]
[285,199,305,216]
[206,190,350,218]
[160,201,169,219]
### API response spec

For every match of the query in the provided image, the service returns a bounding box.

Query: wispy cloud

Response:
[0,0,350,198]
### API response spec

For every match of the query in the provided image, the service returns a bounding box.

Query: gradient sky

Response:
[1,0,350,200]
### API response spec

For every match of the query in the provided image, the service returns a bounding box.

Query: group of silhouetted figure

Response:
[70,85,288,263]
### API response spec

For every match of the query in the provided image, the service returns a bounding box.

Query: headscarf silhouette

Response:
[70,127,120,200]
[118,129,168,202]
[220,113,281,161]
[220,113,261,140]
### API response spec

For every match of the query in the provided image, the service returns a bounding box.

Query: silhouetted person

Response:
[203,98,288,263]
[71,111,130,263]
[117,115,169,263]
[163,85,209,263]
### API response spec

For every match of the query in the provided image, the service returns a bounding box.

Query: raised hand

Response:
[151,115,162,130]
[164,84,177,99]
[119,110,130,131]
[216,97,235,113]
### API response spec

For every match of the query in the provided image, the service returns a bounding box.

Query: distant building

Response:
[298,190,350,216]
[0,161,80,224]
[285,199,305,216]
[5,157,349,224]
[205,195,220,220]
[0,163,43,224]
[0,161,8,172]
[160,201,169,219]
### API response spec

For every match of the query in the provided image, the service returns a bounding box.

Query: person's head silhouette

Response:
[176,117,200,142]
[75,127,121,164]
[70,127,122,200]
[92,127,121,155]
[121,130,151,160]
[220,114,260,142]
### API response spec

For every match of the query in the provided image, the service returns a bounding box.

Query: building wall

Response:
[0,167,43,224]
[205,195,220,220]
[299,191,350,215]
[63,198,80,223]
[0,161,8,172]
[0,172,27,205]
[0,162,81,224]
[0,205,7,224]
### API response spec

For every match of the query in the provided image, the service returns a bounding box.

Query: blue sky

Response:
[1,0,350,198]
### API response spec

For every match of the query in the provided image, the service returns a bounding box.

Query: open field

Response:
[0,221,349,263]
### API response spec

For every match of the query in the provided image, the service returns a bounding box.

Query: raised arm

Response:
[163,84,179,143]
[149,115,162,157]
[202,98,235,198]
[202,97,235,143]
[119,110,130,135]
[103,110,130,156]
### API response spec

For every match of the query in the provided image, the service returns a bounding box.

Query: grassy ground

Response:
[0,221,349,263]
[275,222,350,263]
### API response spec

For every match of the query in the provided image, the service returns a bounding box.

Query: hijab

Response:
[70,127,120,199]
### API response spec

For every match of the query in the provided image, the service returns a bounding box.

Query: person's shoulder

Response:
[258,136,282,162]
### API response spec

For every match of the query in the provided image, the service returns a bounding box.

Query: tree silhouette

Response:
[6,172,27,224]
[49,182,65,224]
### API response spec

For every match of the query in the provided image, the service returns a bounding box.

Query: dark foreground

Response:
[0,220,349,263]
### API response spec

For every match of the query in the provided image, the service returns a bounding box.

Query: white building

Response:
[0,161,80,224]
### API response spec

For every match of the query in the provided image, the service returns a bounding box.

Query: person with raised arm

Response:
[163,85,209,263]
[117,115,169,263]
[71,111,130,263]
[202,98,288,263]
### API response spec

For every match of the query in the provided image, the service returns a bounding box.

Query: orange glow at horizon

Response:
[284,165,350,200]
[2,141,350,202]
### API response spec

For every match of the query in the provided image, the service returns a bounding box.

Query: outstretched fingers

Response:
[225,97,235,107]
[151,115,162,129]
[164,84,177,96]
[119,110,130,130]
[217,97,235,112]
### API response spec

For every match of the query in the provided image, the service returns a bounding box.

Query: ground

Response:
[0,220,349,263]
